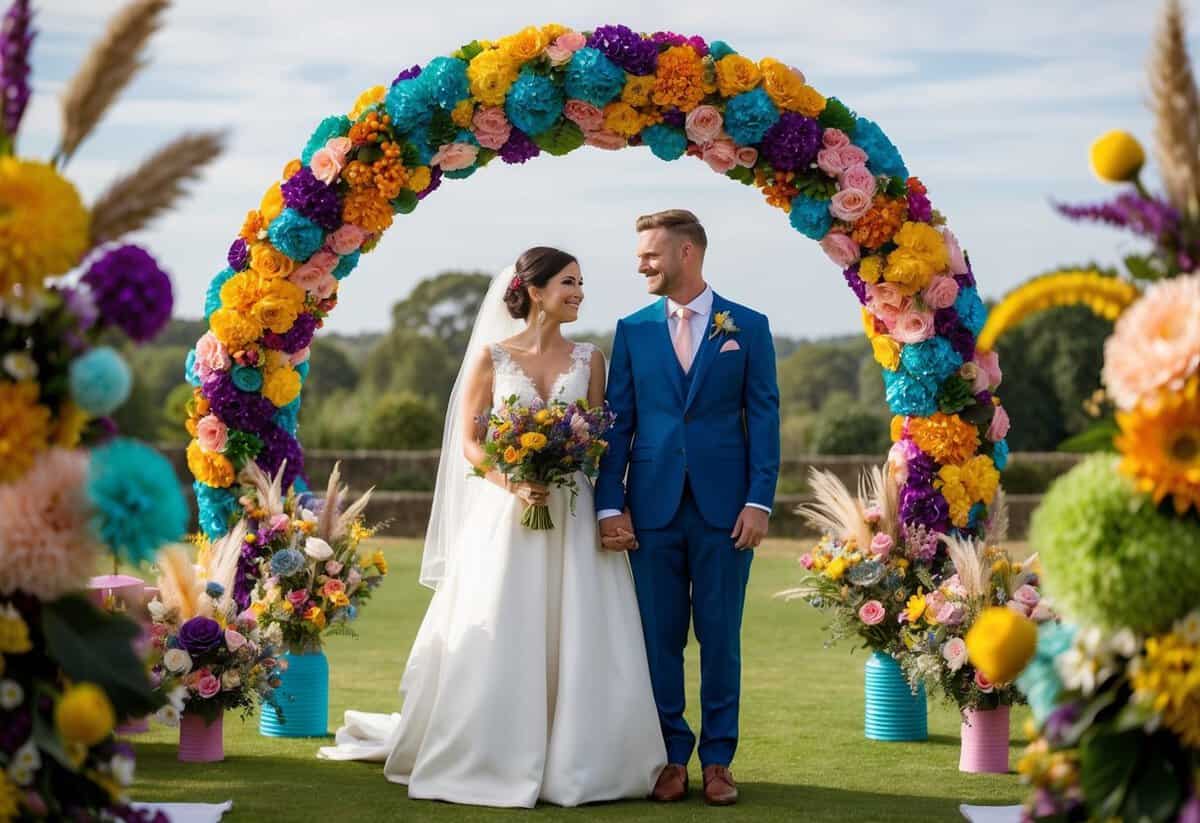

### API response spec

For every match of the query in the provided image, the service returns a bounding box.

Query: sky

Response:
[19,0,1182,340]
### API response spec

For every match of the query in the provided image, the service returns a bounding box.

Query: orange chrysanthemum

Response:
[850,195,907,249]
[1116,377,1200,514]
[909,412,981,466]
[348,111,393,146]
[652,46,707,112]
[342,188,394,234]
[239,210,265,243]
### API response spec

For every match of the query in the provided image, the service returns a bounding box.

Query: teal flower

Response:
[385,78,433,135]
[853,117,907,180]
[205,267,235,319]
[788,193,833,239]
[505,69,564,138]
[422,57,469,110]
[268,208,324,262]
[641,124,688,161]
[954,287,988,336]
[301,115,350,165]
[333,251,360,281]
[901,336,963,385]
[195,481,238,540]
[709,40,736,61]
[883,369,937,417]
[232,365,263,393]
[69,346,131,416]
[724,88,779,146]
[565,48,626,107]
[89,439,188,566]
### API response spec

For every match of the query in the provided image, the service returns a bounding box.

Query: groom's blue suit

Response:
[596,289,780,768]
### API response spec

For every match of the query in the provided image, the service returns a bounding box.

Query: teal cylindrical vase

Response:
[864,650,928,742]
[259,649,329,738]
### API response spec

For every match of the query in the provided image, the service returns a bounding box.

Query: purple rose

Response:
[177,617,223,655]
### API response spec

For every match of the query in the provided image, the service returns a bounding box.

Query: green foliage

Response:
[777,336,871,415]
[389,270,493,359]
[360,329,457,410]
[112,343,189,444]
[808,392,890,456]
[360,392,441,450]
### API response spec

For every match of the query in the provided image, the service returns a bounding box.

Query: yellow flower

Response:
[905,590,927,622]
[892,557,910,572]
[871,335,901,371]
[541,23,570,41]
[1131,628,1200,745]
[966,606,1038,684]
[825,556,848,581]
[249,242,296,280]
[251,283,306,335]
[281,158,302,180]
[451,99,476,128]
[349,85,386,120]
[52,401,89,448]
[884,222,949,293]
[219,270,264,312]
[468,49,520,106]
[890,415,905,442]
[882,249,937,294]
[534,409,552,425]
[279,600,294,615]
[937,467,973,528]
[622,75,656,107]
[56,682,116,747]
[260,182,284,222]
[0,607,32,654]
[186,440,235,488]
[304,605,327,630]
[959,454,1001,505]
[210,308,263,351]
[653,45,707,112]
[520,432,548,451]
[858,255,884,284]
[0,381,51,483]
[262,366,302,408]
[329,591,351,608]
[250,601,268,618]
[503,445,520,463]
[371,549,388,575]
[0,158,90,296]
[909,412,981,466]
[406,166,432,193]
[497,25,547,64]
[715,54,762,97]
[603,101,644,137]
[758,58,825,116]
[0,769,19,818]
[1090,129,1145,184]
[1116,377,1200,515]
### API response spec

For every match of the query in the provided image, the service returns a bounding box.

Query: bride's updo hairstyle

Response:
[504,246,578,320]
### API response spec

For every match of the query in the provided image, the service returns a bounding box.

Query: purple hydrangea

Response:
[660,108,685,129]
[587,24,659,75]
[900,485,950,535]
[227,237,249,271]
[649,31,709,56]
[843,265,868,305]
[934,308,976,361]
[392,64,422,85]
[81,244,174,343]
[0,0,34,139]
[262,311,318,354]
[257,426,305,492]
[760,112,822,172]
[907,187,933,223]
[280,166,341,231]
[416,165,442,200]
[202,373,276,434]
[500,128,540,164]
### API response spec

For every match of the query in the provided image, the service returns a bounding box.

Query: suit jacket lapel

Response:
[684,293,726,412]
[651,298,686,405]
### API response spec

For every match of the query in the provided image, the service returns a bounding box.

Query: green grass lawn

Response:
[129,540,1029,822]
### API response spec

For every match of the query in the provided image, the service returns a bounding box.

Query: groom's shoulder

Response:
[715,294,769,329]
[619,300,665,327]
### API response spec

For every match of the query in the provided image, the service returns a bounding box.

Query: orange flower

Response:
[715,54,762,97]
[757,170,799,211]
[348,110,393,145]
[622,75,656,107]
[653,46,706,112]
[239,210,265,243]
[282,159,302,180]
[850,196,906,249]
[342,188,393,234]
[909,412,981,466]
[342,160,374,189]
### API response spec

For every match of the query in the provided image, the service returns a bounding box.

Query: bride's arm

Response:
[587,346,607,408]
[459,347,508,491]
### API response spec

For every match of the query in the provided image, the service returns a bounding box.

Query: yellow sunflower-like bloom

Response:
[262,366,302,408]
[349,85,386,120]
[715,54,762,97]
[1130,622,1200,747]
[909,412,980,466]
[55,682,116,747]
[653,46,706,112]
[1116,376,1200,514]
[0,381,51,483]
[468,49,520,106]
[0,158,91,296]
[187,440,235,488]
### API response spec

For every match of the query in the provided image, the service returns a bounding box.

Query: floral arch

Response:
[183,23,1009,552]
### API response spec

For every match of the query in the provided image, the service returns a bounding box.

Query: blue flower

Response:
[900,336,963,385]
[505,69,564,138]
[1016,623,1077,724]
[788,193,833,239]
[184,349,201,387]
[422,56,469,110]
[69,346,132,416]
[88,439,188,566]
[565,47,626,107]
[993,439,1010,471]
[204,267,236,319]
[296,361,310,383]
[195,482,239,540]
[273,397,301,435]
[270,548,306,577]
[385,78,433,135]
[346,605,358,621]
[640,124,688,161]
[724,88,779,146]
[268,208,324,262]
[882,369,938,417]
[954,286,988,336]
[293,474,310,494]
[301,115,350,165]
[853,117,908,181]
[967,502,986,530]
[205,581,225,599]
[709,40,736,61]
[333,250,360,281]
[232,365,263,393]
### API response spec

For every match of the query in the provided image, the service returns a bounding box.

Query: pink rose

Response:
[942,636,968,672]
[820,233,861,268]
[585,130,627,151]
[869,533,893,558]
[840,163,877,195]
[236,608,258,627]
[987,404,1010,441]
[858,600,886,626]
[838,145,868,168]
[286,590,309,609]
[1031,601,1055,623]
[735,146,758,168]
[922,275,960,310]
[702,139,739,174]
[974,669,995,693]
[195,332,231,376]
[310,147,345,185]
[1013,584,1040,609]
[289,252,337,293]
[864,505,882,524]
[556,31,587,52]
[942,228,969,275]
[312,272,338,300]
[800,553,814,570]
[685,105,724,144]
[830,188,873,222]
[891,310,936,344]
[196,672,221,699]
[1006,599,1032,618]
[975,350,1003,390]
[888,441,911,485]
[867,281,909,321]
[934,601,966,626]
[269,513,290,532]
[289,346,311,367]
[943,574,967,598]
[322,579,346,598]
[327,224,367,255]
[196,414,228,453]
[347,569,362,588]
[325,136,351,162]
[817,148,847,176]
[325,560,344,576]
[822,128,850,150]
[471,106,512,150]
[224,628,247,652]
[431,142,478,172]
[563,100,604,133]
[545,43,573,66]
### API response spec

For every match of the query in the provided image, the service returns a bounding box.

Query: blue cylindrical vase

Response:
[864,650,928,742]
[259,649,329,737]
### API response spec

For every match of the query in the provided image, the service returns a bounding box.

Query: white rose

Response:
[221,670,242,691]
[304,537,334,561]
[0,679,23,710]
[147,599,168,621]
[163,648,193,675]
[941,636,968,672]
[155,705,181,728]
[167,684,189,712]
[110,753,136,787]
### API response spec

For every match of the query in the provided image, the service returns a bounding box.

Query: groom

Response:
[597,209,780,806]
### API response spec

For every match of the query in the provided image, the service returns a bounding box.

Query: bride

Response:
[319,247,667,807]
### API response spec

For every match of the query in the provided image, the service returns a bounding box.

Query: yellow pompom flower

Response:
[55,682,116,747]
[187,439,235,488]
[909,412,981,466]
[653,45,706,112]
[468,49,520,106]
[451,99,476,128]
[622,75,656,107]
[858,255,884,285]
[262,366,302,408]
[260,183,284,222]
[498,25,547,64]
[1115,376,1200,515]
[825,556,847,581]
[349,85,386,120]
[406,166,432,193]
[210,308,262,351]
[966,606,1038,684]
[0,158,91,296]
[871,335,901,371]
[1089,129,1145,184]
[219,270,265,312]
[520,432,548,451]
[249,242,296,280]
[893,222,949,269]
[715,54,762,97]
[936,466,974,527]
[0,381,51,483]
[603,101,645,137]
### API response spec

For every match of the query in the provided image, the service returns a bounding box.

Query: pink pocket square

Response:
[719,340,741,353]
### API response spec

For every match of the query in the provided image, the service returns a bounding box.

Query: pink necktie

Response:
[673,306,695,373]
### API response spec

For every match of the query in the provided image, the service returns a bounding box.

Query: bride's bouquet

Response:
[479,396,615,530]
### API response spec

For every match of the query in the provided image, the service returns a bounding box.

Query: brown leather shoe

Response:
[703,765,738,806]
[651,764,688,802]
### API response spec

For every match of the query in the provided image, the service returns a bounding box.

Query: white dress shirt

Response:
[598,285,770,521]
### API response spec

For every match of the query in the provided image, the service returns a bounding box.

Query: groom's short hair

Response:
[636,209,707,250]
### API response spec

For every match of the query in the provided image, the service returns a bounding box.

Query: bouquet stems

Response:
[521,503,554,530]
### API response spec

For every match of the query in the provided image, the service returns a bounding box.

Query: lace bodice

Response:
[490,342,595,408]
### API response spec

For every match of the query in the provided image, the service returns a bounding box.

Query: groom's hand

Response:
[731,507,769,550]
[600,511,638,552]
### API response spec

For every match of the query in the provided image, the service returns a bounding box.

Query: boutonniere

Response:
[709,310,739,340]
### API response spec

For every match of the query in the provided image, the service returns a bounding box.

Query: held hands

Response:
[599,510,638,552]
[508,479,549,507]
[731,506,769,550]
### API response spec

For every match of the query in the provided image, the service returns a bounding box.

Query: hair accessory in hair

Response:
[509,274,523,291]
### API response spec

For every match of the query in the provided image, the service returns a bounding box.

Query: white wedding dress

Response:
[319,341,667,808]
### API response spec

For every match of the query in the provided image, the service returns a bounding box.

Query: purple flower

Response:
[280,166,341,231]
[392,64,421,85]
[500,128,540,164]
[1055,192,1180,240]
[262,311,318,354]
[907,188,933,223]
[843,265,868,305]
[934,308,976,361]
[900,485,950,534]
[760,112,822,172]
[1041,702,1079,746]
[227,237,249,271]
[177,616,223,655]
[587,24,659,75]
[954,269,976,290]
[202,373,276,434]
[1178,795,1200,823]
[257,425,305,492]
[81,244,174,343]
[0,0,34,139]
[649,31,709,56]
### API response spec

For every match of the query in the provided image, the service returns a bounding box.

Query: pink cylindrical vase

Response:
[88,574,148,614]
[178,711,224,763]
[959,705,1010,774]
